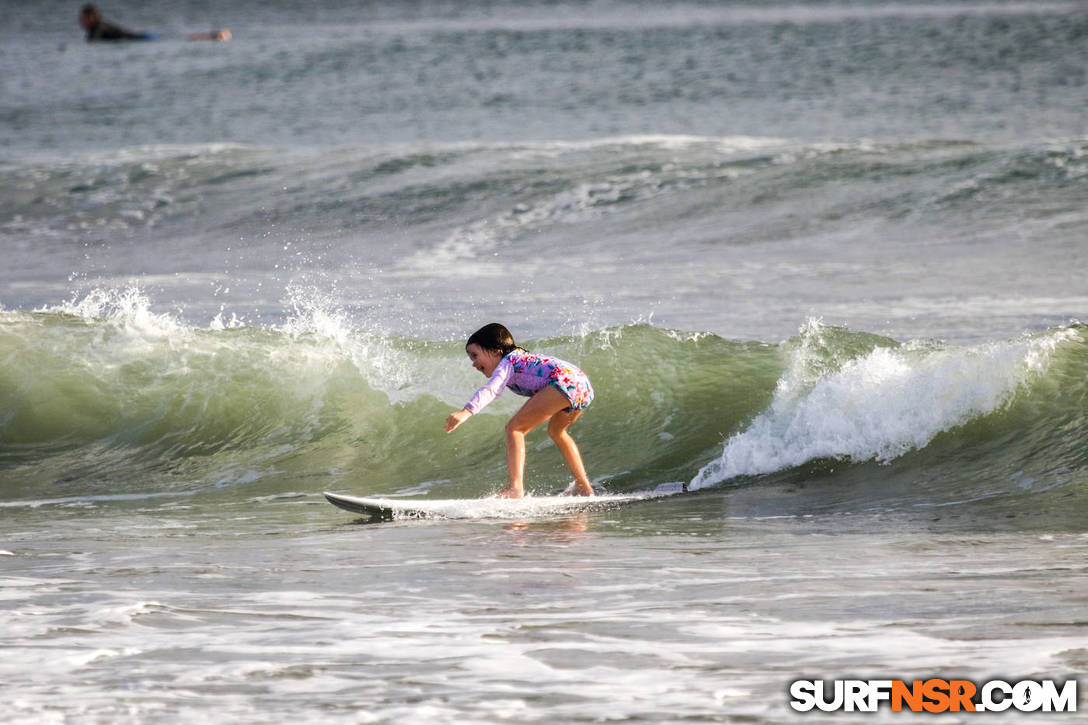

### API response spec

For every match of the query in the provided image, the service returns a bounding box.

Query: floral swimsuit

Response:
[464,349,595,415]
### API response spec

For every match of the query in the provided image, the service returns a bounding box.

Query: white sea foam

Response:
[274,284,424,403]
[690,324,1075,489]
[44,286,188,342]
[505,133,788,158]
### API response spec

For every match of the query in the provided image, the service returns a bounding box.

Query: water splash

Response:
[690,322,1078,489]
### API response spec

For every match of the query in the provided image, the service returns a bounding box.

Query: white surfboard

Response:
[324,482,685,522]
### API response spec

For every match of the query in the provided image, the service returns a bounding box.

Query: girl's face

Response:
[466,344,503,377]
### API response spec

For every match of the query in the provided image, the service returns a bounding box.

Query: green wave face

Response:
[1,291,1085,523]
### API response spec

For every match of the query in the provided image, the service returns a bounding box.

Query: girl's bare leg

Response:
[500,386,580,498]
[548,410,592,496]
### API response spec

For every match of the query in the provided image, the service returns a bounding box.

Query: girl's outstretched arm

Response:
[447,353,513,433]
[464,357,513,415]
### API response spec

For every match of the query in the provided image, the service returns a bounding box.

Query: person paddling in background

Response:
[78,4,231,42]
[79,3,151,41]
[445,323,595,498]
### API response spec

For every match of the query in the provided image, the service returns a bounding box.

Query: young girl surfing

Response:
[444,323,595,498]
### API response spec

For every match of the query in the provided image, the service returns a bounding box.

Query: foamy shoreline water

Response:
[3,499,1086,724]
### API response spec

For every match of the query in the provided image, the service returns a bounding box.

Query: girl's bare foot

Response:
[495,485,524,499]
[561,481,594,497]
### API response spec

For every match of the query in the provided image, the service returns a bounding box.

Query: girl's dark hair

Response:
[466,323,518,356]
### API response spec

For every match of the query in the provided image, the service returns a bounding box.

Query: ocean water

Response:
[2,1,1087,722]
